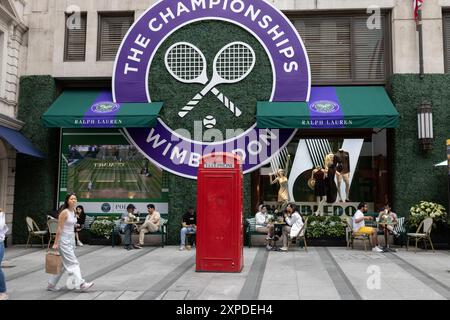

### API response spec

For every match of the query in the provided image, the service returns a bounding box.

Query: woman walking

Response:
[47,193,93,292]
[0,208,8,300]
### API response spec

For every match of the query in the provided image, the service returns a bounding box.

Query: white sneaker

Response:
[0,293,8,300]
[372,246,384,253]
[46,283,60,292]
[77,241,84,247]
[280,247,288,251]
[179,246,185,251]
[79,282,94,292]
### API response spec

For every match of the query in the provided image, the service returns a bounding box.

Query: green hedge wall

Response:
[13,76,58,243]
[391,74,450,220]
[154,21,267,244]
[167,173,252,245]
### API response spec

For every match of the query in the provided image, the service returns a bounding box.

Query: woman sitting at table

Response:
[377,204,399,236]
[280,203,304,251]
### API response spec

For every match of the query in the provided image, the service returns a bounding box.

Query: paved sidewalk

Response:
[1,245,449,300]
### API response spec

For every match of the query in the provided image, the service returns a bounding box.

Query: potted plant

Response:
[408,201,448,248]
[306,216,346,246]
[89,217,116,245]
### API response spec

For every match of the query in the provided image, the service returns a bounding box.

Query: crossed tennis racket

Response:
[164,41,256,118]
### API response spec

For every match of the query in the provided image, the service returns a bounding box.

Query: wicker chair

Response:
[25,217,47,248]
[406,217,435,253]
[287,217,308,252]
[346,217,371,251]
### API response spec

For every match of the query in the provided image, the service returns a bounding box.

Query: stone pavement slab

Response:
[1,245,449,300]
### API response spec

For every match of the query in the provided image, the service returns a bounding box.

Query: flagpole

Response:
[417,5,424,79]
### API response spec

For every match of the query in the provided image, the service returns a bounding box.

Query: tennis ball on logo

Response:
[203,115,216,129]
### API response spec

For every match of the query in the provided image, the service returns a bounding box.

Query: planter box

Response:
[79,230,91,244]
[430,225,450,249]
[306,237,346,247]
[89,237,113,246]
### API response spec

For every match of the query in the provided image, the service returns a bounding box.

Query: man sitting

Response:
[354,202,383,252]
[134,204,160,249]
[180,207,196,251]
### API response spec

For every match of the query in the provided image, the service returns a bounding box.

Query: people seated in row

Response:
[120,203,160,250]
[180,207,196,251]
[353,202,383,252]
[377,203,399,237]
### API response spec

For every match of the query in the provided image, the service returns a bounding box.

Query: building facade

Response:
[0,0,37,246]
[11,0,450,244]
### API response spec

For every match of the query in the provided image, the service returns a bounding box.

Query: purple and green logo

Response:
[310,100,340,114]
[91,101,120,114]
[112,0,310,179]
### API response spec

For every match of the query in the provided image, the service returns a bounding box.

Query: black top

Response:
[333,150,350,174]
[182,212,196,226]
[77,212,86,225]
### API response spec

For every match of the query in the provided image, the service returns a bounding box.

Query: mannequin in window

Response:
[334,148,351,202]
[324,153,338,203]
[270,169,289,211]
[311,166,327,216]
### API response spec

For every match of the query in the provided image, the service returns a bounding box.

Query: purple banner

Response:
[113,0,310,102]
[113,0,311,179]
[126,121,294,178]
[308,87,345,129]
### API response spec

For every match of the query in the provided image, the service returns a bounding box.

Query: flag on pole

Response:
[413,0,423,23]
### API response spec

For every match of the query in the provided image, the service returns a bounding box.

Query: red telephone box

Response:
[196,152,243,272]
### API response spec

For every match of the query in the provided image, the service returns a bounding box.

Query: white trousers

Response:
[48,232,85,289]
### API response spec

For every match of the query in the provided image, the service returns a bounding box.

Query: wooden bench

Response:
[245,217,268,247]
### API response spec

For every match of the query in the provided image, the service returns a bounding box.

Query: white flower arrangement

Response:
[408,201,447,228]
[90,218,115,239]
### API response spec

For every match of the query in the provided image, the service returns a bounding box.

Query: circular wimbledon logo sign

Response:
[113,0,310,179]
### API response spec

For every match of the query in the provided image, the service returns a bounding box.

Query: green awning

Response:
[257,86,399,129]
[43,90,163,128]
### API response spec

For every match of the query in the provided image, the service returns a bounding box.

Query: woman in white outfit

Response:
[280,203,304,251]
[0,208,9,300]
[47,193,93,292]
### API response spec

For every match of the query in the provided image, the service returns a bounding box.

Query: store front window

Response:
[67,144,161,200]
[59,129,168,215]
[258,129,389,215]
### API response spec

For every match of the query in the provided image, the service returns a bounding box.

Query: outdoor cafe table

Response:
[378,220,397,252]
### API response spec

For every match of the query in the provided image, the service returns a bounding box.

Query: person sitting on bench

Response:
[134,204,160,249]
[179,207,196,251]
[255,204,274,250]
[121,204,141,251]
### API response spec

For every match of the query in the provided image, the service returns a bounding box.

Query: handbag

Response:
[45,250,62,275]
